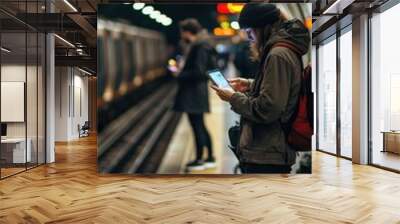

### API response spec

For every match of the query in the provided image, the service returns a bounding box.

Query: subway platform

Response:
[158,83,239,174]
[97,64,241,174]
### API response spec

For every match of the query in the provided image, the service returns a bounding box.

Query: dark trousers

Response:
[187,113,213,161]
[240,163,292,174]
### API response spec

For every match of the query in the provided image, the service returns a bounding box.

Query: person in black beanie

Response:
[211,3,310,173]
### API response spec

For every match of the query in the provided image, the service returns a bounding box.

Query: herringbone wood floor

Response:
[1,135,400,224]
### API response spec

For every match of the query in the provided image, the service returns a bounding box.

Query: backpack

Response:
[272,42,313,151]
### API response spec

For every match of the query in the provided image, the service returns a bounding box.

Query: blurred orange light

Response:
[213,27,235,36]
[214,27,224,36]
[227,3,244,13]
[224,29,235,36]
[305,17,312,30]
[217,15,229,23]
[217,3,230,14]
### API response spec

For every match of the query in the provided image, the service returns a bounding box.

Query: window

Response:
[0,1,46,179]
[339,28,352,158]
[371,2,400,171]
[317,35,337,154]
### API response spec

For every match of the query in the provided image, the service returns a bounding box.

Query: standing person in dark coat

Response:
[173,18,217,171]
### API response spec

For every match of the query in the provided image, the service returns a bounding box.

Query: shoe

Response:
[186,160,205,171]
[204,157,216,169]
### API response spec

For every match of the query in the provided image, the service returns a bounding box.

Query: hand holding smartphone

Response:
[228,78,251,93]
[207,69,233,90]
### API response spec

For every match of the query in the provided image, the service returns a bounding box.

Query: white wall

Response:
[1,65,33,138]
[55,67,69,141]
[1,65,26,139]
[1,63,46,164]
[55,67,89,141]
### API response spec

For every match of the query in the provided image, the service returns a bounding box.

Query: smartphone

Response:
[207,69,233,90]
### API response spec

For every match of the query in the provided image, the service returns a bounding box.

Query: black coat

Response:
[173,40,216,114]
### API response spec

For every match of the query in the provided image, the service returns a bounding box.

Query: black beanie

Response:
[238,3,280,28]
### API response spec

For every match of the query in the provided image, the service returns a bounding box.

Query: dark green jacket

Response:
[229,19,310,165]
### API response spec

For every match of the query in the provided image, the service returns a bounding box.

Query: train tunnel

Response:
[96,3,312,174]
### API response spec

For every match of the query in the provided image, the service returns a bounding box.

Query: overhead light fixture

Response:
[162,18,172,26]
[150,10,161,19]
[63,0,78,12]
[54,34,75,48]
[1,47,11,53]
[156,14,172,26]
[78,67,93,76]
[322,0,353,15]
[155,14,165,23]
[133,3,145,10]
[134,5,172,27]
[142,6,154,15]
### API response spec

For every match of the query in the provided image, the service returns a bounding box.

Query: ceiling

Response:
[0,0,394,74]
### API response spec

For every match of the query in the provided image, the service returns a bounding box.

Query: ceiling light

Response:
[162,17,172,26]
[133,3,145,10]
[157,15,171,25]
[78,67,93,76]
[322,0,350,15]
[54,34,75,48]
[142,6,154,15]
[1,47,11,53]
[150,10,161,19]
[63,0,78,12]
[156,14,166,23]
[231,21,240,30]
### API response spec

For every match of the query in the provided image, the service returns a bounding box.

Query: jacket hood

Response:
[266,19,310,56]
